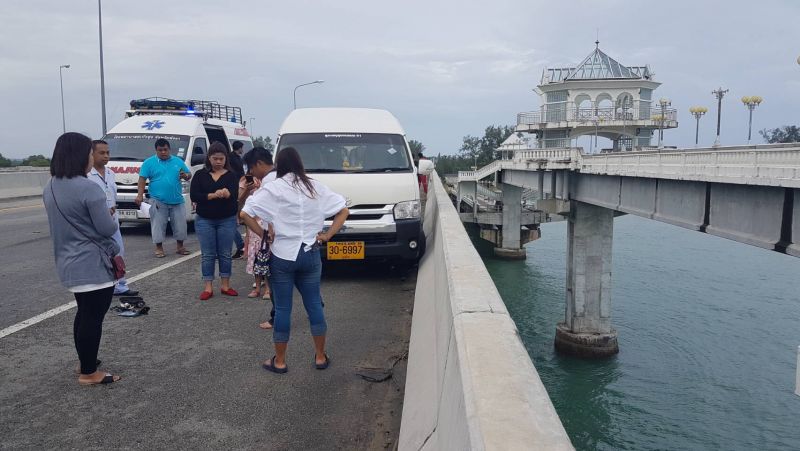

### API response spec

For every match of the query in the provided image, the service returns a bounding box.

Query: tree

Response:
[252,136,274,152]
[408,139,426,157]
[21,154,50,167]
[759,126,800,144]
[458,125,515,168]
[0,153,11,168]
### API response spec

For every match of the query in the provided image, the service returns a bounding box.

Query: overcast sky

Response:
[1,0,799,159]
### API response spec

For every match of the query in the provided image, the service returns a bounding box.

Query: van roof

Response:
[279,108,406,135]
[107,115,252,141]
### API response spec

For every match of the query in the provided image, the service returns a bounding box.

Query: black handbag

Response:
[49,183,126,279]
[252,230,271,276]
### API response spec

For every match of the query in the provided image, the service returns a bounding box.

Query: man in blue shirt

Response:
[135,138,192,258]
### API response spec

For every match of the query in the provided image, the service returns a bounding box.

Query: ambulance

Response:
[274,107,434,263]
[103,98,253,223]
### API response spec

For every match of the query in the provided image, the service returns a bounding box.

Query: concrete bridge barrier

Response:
[0,168,50,200]
[400,172,573,450]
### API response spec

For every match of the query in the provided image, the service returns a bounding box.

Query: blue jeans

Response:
[149,198,187,244]
[270,247,327,343]
[233,226,244,251]
[195,215,236,281]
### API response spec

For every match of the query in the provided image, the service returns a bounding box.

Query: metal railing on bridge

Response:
[517,106,678,126]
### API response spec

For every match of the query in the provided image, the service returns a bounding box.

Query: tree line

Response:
[0,153,50,168]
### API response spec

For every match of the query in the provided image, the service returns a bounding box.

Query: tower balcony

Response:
[516,107,678,133]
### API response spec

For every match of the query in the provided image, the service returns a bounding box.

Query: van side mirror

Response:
[418,159,434,176]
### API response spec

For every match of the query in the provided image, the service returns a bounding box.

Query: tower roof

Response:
[542,45,652,84]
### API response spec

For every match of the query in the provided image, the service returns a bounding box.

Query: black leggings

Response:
[73,286,114,375]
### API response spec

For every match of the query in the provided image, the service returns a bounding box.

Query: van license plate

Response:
[118,209,138,219]
[327,241,365,260]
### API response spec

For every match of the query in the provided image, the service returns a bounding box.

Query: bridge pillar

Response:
[555,201,619,357]
[494,183,526,260]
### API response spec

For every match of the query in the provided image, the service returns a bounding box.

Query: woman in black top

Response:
[189,142,240,300]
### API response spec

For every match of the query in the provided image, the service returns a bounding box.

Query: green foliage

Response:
[252,136,274,151]
[458,125,515,167]
[408,139,426,157]
[433,153,472,176]
[759,126,800,144]
[0,153,12,167]
[21,154,50,167]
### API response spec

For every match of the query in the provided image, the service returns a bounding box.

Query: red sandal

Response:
[220,288,238,297]
[199,291,213,301]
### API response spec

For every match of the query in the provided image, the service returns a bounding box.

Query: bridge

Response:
[455,143,800,357]
[0,169,573,450]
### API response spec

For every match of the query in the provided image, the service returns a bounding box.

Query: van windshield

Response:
[277,133,412,173]
[104,133,191,162]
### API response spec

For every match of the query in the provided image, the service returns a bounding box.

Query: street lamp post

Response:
[59,64,70,134]
[689,106,708,147]
[712,87,729,147]
[293,80,324,109]
[657,97,671,149]
[741,96,763,144]
[248,117,255,136]
[98,0,107,135]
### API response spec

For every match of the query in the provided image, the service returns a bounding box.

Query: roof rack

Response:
[126,97,243,124]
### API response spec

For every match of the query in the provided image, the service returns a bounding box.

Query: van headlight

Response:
[394,200,421,220]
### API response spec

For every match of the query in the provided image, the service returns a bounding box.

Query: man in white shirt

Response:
[88,140,138,297]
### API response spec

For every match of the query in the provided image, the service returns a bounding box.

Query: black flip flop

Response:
[262,356,288,374]
[315,353,330,370]
[79,373,121,386]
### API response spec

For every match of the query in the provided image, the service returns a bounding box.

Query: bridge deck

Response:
[0,199,413,450]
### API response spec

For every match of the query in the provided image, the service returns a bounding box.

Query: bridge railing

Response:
[400,171,573,450]
[581,147,800,186]
[517,106,678,126]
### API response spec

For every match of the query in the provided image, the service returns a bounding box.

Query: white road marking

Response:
[0,251,200,339]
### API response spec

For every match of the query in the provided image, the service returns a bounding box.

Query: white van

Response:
[275,108,434,262]
[103,98,253,223]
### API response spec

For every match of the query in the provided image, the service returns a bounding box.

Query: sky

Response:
[1,0,799,159]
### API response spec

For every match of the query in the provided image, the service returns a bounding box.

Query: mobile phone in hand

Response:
[245,175,254,184]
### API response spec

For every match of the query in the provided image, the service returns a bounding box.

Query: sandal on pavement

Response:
[199,291,213,301]
[315,353,330,370]
[79,373,121,386]
[262,292,271,301]
[262,356,287,374]
[247,290,260,298]
[154,250,166,258]
[258,321,273,330]
[221,288,238,297]
[176,248,190,255]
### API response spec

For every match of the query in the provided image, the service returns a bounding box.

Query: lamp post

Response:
[248,117,255,136]
[741,96,763,144]
[689,106,708,147]
[591,116,600,153]
[293,80,324,109]
[59,64,70,134]
[712,87,729,146]
[657,97,671,149]
[98,0,107,135]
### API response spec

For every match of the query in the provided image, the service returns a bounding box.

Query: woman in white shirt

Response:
[240,147,349,374]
